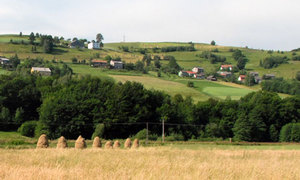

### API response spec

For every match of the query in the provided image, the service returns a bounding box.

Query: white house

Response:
[31,67,51,76]
[110,60,124,69]
[88,42,100,49]
[0,57,10,65]
[192,67,204,73]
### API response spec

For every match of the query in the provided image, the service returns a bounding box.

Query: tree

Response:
[19,32,22,36]
[29,32,35,44]
[236,57,248,70]
[232,49,243,61]
[96,33,104,43]
[210,40,216,46]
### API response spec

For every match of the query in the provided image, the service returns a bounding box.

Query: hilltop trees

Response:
[29,32,35,44]
[40,35,54,53]
[96,33,104,48]
[211,40,216,46]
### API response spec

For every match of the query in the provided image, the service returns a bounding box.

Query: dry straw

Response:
[132,139,139,148]
[57,136,68,149]
[36,134,49,148]
[75,135,87,149]
[105,141,113,149]
[113,140,121,149]
[92,136,102,148]
[124,138,131,149]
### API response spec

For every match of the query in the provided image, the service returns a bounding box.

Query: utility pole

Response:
[146,122,149,145]
[162,118,165,143]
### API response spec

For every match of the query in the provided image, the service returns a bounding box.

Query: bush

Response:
[133,129,158,140]
[187,81,194,87]
[92,123,105,139]
[165,133,184,141]
[18,121,38,137]
[34,121,50,138]
[279,123,300,142]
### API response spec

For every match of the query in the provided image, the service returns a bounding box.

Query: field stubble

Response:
[0,147,300,180]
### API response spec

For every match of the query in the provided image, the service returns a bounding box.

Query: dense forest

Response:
[1,61,300,142]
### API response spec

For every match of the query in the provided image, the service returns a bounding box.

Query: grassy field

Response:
[1,148,300,179]
[1,131,300,179]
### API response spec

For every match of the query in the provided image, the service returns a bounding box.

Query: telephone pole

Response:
[146,122,149,145]
[162,118,165,143]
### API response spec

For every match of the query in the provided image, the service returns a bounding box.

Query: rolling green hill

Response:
[0,34,296,101]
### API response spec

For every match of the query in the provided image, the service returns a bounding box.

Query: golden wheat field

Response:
[1,147,300,180]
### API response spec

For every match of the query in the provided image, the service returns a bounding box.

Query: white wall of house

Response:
[88,42,100,49]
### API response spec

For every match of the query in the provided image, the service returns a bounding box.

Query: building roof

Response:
[218,71,232,76]
[31,67,51,72]
[221,65,233,68]
[92,60,107,63]
[0,58,9,61]
[239,75,246,79]
[186,71,197,74]
[111,60,123,64]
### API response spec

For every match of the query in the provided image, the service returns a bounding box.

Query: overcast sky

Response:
[0,0,299,50]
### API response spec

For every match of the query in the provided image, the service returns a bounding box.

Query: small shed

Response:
[31,67,51,76]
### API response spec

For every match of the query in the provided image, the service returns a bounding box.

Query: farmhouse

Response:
[88,42,100,49]
[217,71,232,78]
[220,65,233,71]
[238,75,246,82]
[249,72,259,77]
[0,57,10,65]
[91,60,108,67]
[194,73,205,79]
[70,40,84,49]
[249,72,262,83]
[31,67,51,76]
[263,74,276,80]
[178,71,189,77]
[110,60,124,69]
[192,67,204,73]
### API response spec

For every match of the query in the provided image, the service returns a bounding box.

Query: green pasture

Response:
[1,131,300,150]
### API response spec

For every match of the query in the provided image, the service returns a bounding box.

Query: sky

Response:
[0,0,299,50]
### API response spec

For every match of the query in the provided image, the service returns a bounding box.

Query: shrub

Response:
[165,133,184,141]
[34,121,50,138]
[187,81,194,87]
[18,121,38,137]
[92,123,105,139]
[133,129,158,140]
[279,123,300,142]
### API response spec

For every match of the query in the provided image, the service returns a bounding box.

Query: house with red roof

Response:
[220,64,233,71]
[91,60,108,67]
[238,75,246,82]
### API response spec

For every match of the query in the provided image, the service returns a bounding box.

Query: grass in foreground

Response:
[1,147,300,179]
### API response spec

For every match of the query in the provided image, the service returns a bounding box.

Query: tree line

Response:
[0,66,300,141]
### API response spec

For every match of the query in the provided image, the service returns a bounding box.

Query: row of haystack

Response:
[36,134,139,149]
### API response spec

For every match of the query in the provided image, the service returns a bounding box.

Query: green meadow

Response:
[0,34,297,101]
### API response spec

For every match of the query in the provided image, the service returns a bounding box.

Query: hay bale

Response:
[104,141,112,149]
[92,136,102,148]
[132,139,139,148]
[113,140,121,149]
[75,135,87,149]
[124,138,132,149]
[36,134,49,148]
[57,136,68,149]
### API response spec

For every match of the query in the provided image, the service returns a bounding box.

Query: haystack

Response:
[124,138,132,149]
[57,136,68,149]
[132,139,139,148]
[113,140,121,149]
[105,141,113,149]
[75,135,87,149]
[92,136,102,148]
[36,134,49,148]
